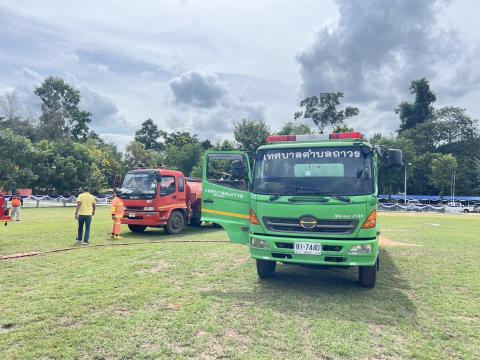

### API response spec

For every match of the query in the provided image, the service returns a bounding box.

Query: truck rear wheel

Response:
[128,225,147,233]
[165,210,185,235]
[189,216,202,227]
[256,259,276,279]
[359,260,378,288]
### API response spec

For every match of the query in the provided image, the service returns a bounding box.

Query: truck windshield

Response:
[253,146,374,196]
[119,171,158,199]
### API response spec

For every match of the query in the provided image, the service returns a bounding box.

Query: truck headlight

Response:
[349,244,373,255]
[144,207,155,211]
[251,237,269,248]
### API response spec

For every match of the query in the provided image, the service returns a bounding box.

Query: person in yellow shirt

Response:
[75,187,96,244]
[110,192,124,239]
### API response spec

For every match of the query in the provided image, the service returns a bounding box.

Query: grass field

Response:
[1,208,479,359]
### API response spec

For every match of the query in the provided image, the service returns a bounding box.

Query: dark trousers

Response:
[77,215,92,242]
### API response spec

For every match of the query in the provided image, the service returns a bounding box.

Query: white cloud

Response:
[169,70,228,108]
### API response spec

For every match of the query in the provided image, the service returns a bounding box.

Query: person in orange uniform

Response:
[11,193,22,221]
[110,192,124,239]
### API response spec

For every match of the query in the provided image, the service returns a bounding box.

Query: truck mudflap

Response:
[249,234,378,267]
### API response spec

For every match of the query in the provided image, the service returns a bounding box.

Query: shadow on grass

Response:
[121,224,225,240]
[202,248,417,326]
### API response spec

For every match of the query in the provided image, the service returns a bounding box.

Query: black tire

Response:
[212,223,222,229]
[189,216,202,227]
[256,259,276,279]
[165,210,185,235]
[128,224,147,233]
[463,209,469,213]
[359,259,378,288]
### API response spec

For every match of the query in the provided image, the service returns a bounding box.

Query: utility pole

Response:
[404,162,412,205]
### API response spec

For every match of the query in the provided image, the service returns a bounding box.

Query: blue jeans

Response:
[77,215,92,242]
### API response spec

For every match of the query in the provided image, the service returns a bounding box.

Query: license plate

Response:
[294,242,322,255]
[128,213,136,218]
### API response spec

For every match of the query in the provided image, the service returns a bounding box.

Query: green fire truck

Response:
[201,132,403,287]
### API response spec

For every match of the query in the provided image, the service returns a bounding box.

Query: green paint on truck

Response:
[201,133,403,287]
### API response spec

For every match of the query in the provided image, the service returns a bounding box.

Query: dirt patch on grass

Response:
[0,323,15,333]
[379,236,419,247]
[137,260,169,273]
[114,308,132,316]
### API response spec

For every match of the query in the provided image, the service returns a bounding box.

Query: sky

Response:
[1,0,480,150]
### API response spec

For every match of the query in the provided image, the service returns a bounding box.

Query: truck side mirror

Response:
[156,172,162,182]
[385,149,403,168]
[231,160,247,179]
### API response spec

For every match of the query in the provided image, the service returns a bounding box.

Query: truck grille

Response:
[125,206,144,211]
[263,217,357,235]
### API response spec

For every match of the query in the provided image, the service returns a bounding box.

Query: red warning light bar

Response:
[266,135,297,143]
[329,132,362,140]
[266,132,362,143]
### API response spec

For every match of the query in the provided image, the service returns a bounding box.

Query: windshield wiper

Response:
[269,194,281,201]
[293,187,352,203]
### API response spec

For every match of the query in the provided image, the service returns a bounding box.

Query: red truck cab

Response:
[119,168,202,234]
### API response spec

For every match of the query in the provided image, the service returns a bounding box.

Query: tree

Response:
[396,78,436,133]
[213,139,237,151]
[125,141,162,169]
[430,154,458,199]
[294,92,359,132]
[34,76,92,141]
[0,91,21,121]
[134,118,164,151]
[234,119,271,155]
[0,129,38,190]
[164,131,200,147]
[432,107,478,146]
[278,121,312,135]
[164,142,202,176]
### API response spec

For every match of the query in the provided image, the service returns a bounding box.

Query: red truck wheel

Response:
[128,225,146,233]
[165,210,185,235]
[189,217,202,227]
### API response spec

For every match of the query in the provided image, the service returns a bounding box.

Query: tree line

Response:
[1,76,479,197]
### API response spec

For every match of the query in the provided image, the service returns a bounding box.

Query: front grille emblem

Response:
[299,216,318,229]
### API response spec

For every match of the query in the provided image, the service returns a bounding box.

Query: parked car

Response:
[462,203,480,213]
[406,199,422,212]
[445,202,463,213]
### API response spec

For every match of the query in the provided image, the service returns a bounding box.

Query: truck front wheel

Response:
[256,259,276,279]
[359,260,378,288]
[128,225,147,233]
[165,211,185,235]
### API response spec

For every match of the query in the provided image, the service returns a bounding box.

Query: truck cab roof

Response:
[128,168,185,177]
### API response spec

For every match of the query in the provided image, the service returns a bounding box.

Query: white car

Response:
[406,199,422,212]
[445,202,463,213]
[462,204,480,213]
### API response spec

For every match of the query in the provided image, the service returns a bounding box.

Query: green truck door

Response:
[201,151,251,245]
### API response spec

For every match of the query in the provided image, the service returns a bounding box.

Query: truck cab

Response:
[201,132,403,287]
[119,168,202,234]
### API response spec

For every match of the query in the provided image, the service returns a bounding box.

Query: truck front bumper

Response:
[121,211,167,227]
[249,233,378,267]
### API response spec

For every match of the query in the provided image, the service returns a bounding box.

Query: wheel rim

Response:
[171,214,182,229]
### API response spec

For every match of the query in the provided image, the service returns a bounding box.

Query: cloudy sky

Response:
[1,0,479,149]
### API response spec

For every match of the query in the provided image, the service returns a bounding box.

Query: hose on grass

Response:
[0,239,230,261]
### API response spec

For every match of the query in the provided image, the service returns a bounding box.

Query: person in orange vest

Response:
[11,193,22,221]
[110,192,124,239]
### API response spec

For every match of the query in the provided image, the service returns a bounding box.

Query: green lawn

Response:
[1,208,479,359]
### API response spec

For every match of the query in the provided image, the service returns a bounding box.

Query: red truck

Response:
[118,168,202,234]
[0,193,11,226]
